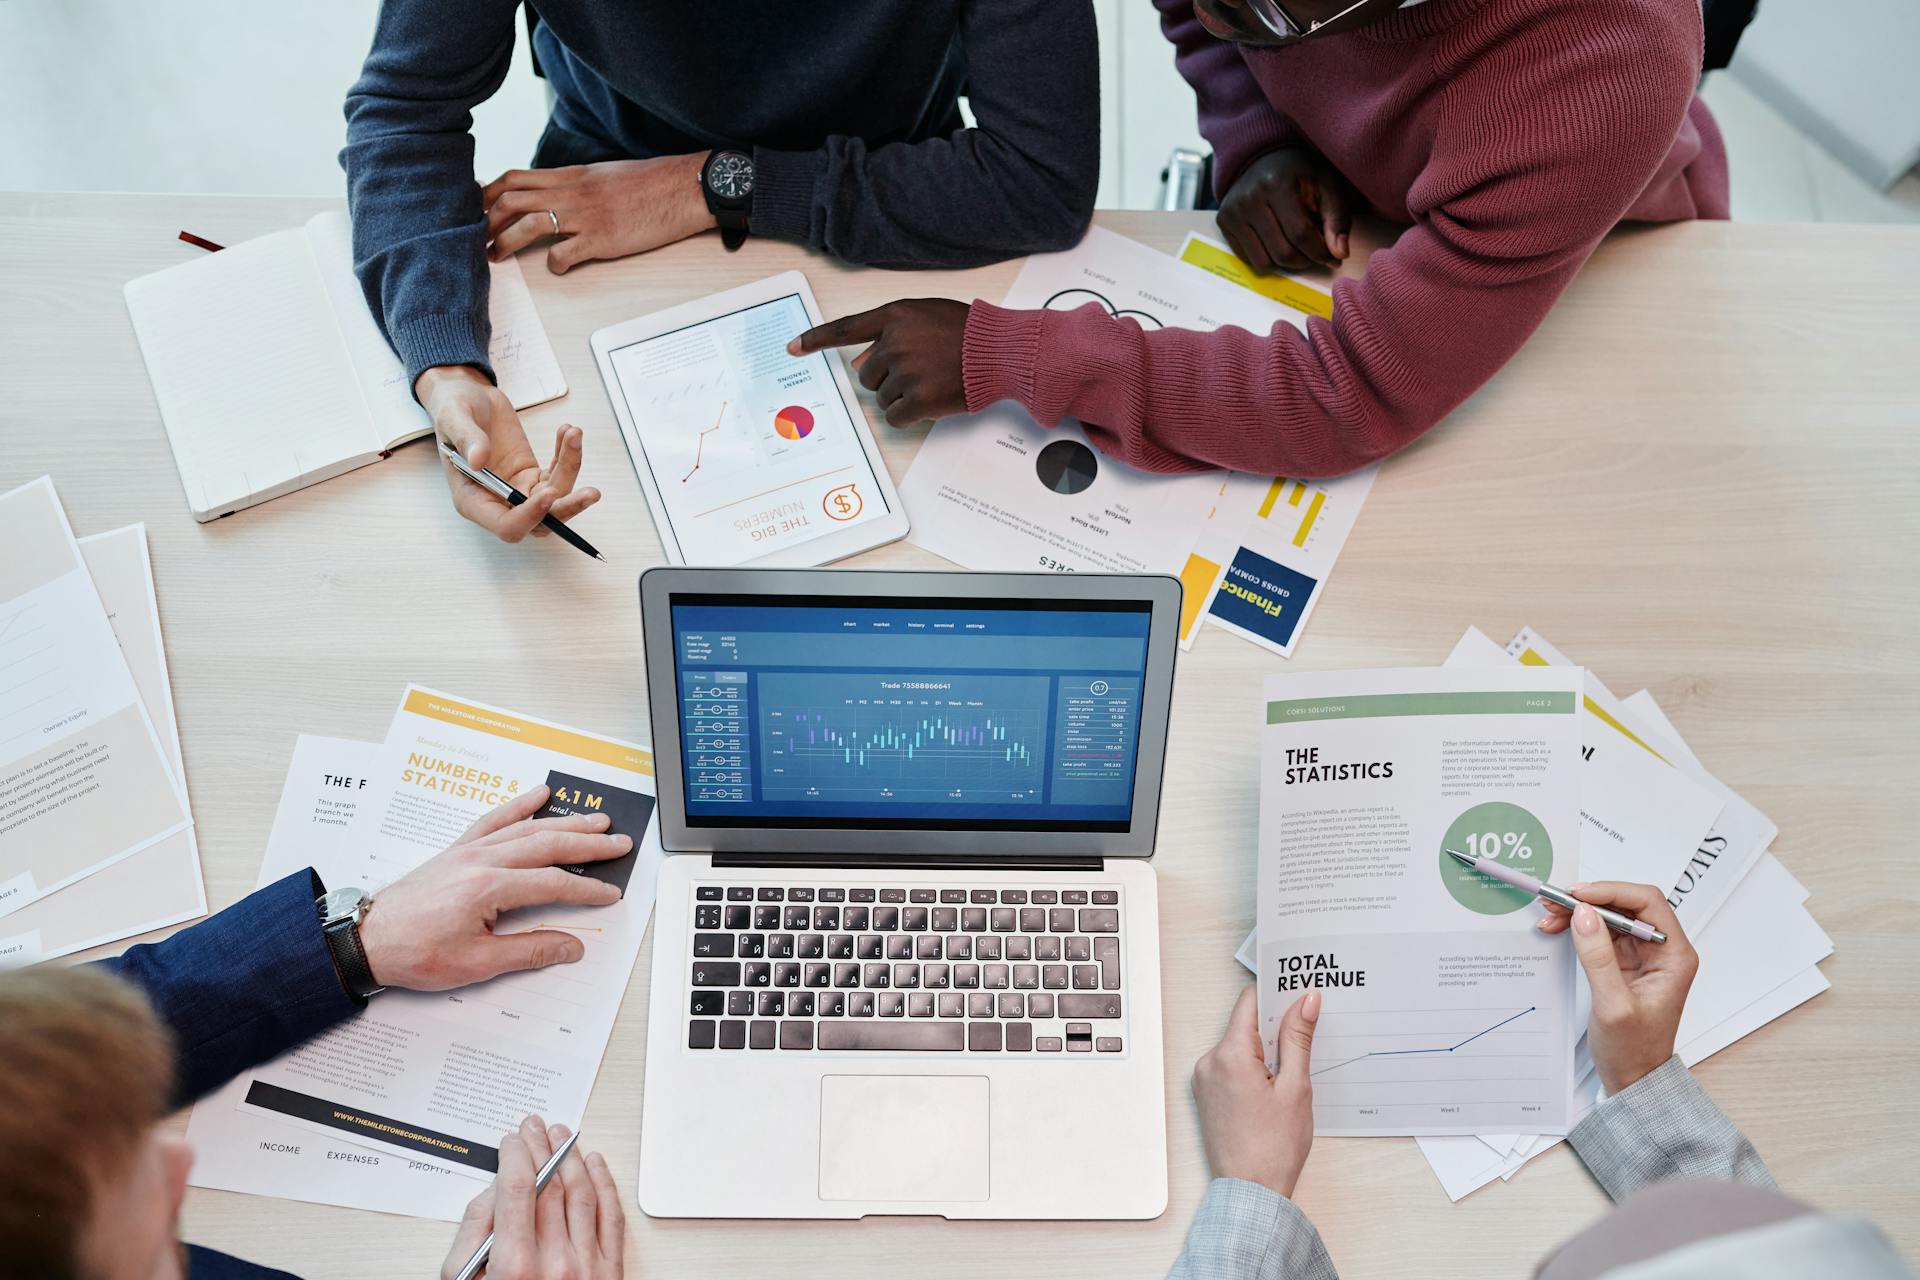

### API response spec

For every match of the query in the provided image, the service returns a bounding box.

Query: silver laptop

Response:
[636,567,1178,1220]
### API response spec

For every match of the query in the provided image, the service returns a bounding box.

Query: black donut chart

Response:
[1035,439,1099,495]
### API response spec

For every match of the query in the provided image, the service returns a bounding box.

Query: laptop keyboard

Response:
[685,884,1126,1055]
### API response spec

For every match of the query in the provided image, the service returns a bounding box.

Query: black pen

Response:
[438,440,606,561]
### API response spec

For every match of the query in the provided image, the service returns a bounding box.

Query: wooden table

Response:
[4,193,1917,1277]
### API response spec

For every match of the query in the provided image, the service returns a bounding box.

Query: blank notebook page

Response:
[125,232,374,518]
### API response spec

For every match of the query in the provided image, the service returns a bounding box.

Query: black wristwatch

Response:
[700,149,755,251]
[318,885,385,1000]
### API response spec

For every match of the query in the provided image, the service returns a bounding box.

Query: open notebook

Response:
[124,211,567,521]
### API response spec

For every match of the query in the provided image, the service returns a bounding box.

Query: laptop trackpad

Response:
[818,1075,990,1203]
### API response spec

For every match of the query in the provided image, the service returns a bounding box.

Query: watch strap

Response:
[321,909,385,1000]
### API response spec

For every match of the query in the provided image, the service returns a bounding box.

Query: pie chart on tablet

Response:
[773,405,814,440]
[1035,439,1098,495]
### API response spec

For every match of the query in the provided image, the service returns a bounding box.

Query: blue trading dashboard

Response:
[671,599,1150,829]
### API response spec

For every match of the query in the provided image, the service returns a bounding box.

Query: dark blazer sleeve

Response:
[94,869,362,1109]
[186,1244,303,1280]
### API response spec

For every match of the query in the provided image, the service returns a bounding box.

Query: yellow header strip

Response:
[1178,237,1335,320]
[403,690,655,776]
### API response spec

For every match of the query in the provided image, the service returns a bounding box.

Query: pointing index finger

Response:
[787,306,889,356]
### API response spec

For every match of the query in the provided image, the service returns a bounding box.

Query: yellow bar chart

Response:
[1256,477,1328,548]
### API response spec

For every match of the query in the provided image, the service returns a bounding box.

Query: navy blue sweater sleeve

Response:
[340,0,521,388]
[95,870,361,1109]
[751,0,1100,268]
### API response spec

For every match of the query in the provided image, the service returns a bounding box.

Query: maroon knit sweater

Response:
[959,0,1730,478]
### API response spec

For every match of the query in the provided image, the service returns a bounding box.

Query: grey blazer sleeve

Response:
[1168,1179,1340,1280]
[1568,1056,1775,1201]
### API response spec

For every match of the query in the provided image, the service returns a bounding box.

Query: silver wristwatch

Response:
[317,885,385,1000]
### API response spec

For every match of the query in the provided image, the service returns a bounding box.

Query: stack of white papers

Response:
[0,478,204,965]
[1237,625,1828,1200]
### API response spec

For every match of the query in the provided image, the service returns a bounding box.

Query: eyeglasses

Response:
[1238,0,1396,42]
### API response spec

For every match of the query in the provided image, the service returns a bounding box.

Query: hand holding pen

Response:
[443,1117,625,1280]
[1447,852,1699,1092]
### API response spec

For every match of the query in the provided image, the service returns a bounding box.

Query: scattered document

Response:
[1446,627,1723,915]
[0,525,204,962]
[1176,468,1376,657]
[124,211,567,521]
[233,689,663,1176]
[0,478,191,921]
[1256,666,1585,1136]
[900,227,1374,659]
[187,735,482,1221]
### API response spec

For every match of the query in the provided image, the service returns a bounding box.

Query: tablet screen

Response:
[604,293,892,564]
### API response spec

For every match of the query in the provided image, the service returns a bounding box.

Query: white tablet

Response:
[592,272,909,567]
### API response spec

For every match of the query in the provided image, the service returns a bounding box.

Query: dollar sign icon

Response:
[823,483,863,521]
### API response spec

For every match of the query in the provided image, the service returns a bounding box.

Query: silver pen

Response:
[1446,848,1668,943]
[451,1128,581,1280]
[437,440,607,562]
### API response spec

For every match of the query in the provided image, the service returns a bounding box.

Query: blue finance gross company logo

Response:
[1208,548,1318,650]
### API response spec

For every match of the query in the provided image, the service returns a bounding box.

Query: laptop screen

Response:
[669,594,1153,831]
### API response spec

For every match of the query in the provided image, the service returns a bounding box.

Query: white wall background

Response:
[0,0,1912,222]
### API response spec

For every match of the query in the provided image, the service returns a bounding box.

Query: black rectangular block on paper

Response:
[243,1079,497,1173]
[540,769,654,895]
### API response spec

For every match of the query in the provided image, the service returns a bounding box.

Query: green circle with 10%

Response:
[1438,801,1553,916]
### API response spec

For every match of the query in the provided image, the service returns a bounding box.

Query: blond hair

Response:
[0,965,175,1279]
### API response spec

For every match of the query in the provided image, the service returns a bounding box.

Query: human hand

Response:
[415,366,599,543]
[482,154,715,275]
[358,785,633,992]
[1537,881,1698,1094]
[1191,985,1320,1198]
[787,299,971,427]
[1217,147,1357,273]
[440,1117,624,1280]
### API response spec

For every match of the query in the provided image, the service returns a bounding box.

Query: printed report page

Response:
[1256,666,1584,1137]
[236,688,664,1176]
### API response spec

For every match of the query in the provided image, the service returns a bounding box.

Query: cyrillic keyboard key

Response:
[1005,936,1032,960]
[798,933,825,959]
[946,935,972,959]
[983,964,1010,989]
[691,962,740,987]
[768,934,796,959]
[848,992,876,1017]
[742,962,770,987]
[915,935,943,959]
[790,992,815,1017]
[954,964,981,989]
[878,992,906,1017]
[939,993,965,1017]
[1035,936,1062,960]
[1095,937,1121,989]
[1058,994,1123,1019]
[757,991,784,1017]
[1066,937,1092,962]
[924,963,951,989]
[738,934,766,958]
[893,963,921,988]
[863,962,891,988]
[833,962,861,988]
[969,1022,1003,1052]
[974,936,1002,960]
[783,906,810,930]
[887,935,913,960]
[998,993,1025,1019]
[781,1020,814,1050]
[819,1022,964,1051]
[968,992,995,1018]
[828,934,855,959]
[1072,965,1099,989]
[1013,965,1039,990]
[817,992,846,1017]
[1041,965,1069,989]
[909,993,935,1017]
[856,934,882,959]
[803,962,831,988]
[774,962,800,988]
[689,1020,716,1048]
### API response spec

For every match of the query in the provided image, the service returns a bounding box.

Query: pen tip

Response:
[595,552,608,562]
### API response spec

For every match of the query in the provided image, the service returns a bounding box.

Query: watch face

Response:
[707,150,754,200]
[321,886,368,923]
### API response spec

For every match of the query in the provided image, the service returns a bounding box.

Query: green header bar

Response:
[1266,690,1577,725]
